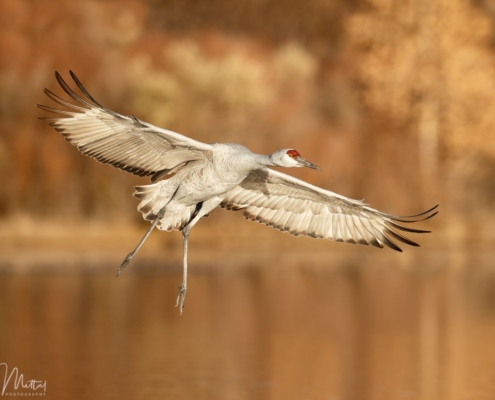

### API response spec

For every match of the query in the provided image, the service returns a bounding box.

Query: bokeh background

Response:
[1,0,495,399]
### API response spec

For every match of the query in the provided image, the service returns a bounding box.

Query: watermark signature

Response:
[0,363,46,396]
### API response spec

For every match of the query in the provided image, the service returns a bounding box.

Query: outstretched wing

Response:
[221,168,438,251]
[37,71,213,181]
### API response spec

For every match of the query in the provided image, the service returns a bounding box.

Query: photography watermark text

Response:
[0,363,46,396]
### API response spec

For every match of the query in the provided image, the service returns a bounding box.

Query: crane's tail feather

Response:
[134,183,196,232]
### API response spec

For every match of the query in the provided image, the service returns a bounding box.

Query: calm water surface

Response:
[0,250,494,400]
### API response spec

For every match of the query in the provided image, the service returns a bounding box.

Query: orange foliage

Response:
[0,0,494,228]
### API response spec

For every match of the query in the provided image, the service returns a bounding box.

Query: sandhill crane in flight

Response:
[37,71,438,314]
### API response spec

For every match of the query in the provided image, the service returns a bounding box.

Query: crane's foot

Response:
[116,253,133,277]
[175,283,187,315]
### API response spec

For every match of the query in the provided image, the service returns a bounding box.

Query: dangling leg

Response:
[173,196,223,314]
[175,226,190,314]
[116,205,167,277]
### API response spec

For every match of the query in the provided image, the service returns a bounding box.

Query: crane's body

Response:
[37,71,438,314]
[137,144,265,231]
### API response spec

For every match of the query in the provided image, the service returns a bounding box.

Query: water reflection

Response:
[1,251,495,400]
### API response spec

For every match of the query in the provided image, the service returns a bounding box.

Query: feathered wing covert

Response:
[36,71,212,182]
[221,169,438,251]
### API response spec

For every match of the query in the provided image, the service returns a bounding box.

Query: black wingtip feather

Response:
[380,235,403,252]
[397,204,439,219]
[42,87,88,112]
[36,104,76,116]
[388,242,403,252]
[69,70,105,108]
[384,227,420,247]
[390,210,438,224]
[385,220,431,234]
[55,71,95,108]
[423,211,438,221]
[383,204,439,223]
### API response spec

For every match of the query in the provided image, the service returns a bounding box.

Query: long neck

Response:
[254,153,277,168]
[215,151,275,182]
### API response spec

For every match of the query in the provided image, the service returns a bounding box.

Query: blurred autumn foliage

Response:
[1,0,495,230]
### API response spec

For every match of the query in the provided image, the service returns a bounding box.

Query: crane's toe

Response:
[116,253,133,277]
[175,284,187,315]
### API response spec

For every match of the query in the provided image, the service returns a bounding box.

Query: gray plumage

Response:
[37,71,438,314]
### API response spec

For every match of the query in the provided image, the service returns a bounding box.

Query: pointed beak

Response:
[298,157,321,171]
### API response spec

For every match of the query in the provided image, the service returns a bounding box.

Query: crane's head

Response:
[270,149,321,170]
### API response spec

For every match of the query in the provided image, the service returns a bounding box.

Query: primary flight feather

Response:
[37,71,438,314]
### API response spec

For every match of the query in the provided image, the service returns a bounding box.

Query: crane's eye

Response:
[287,149,300,158]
